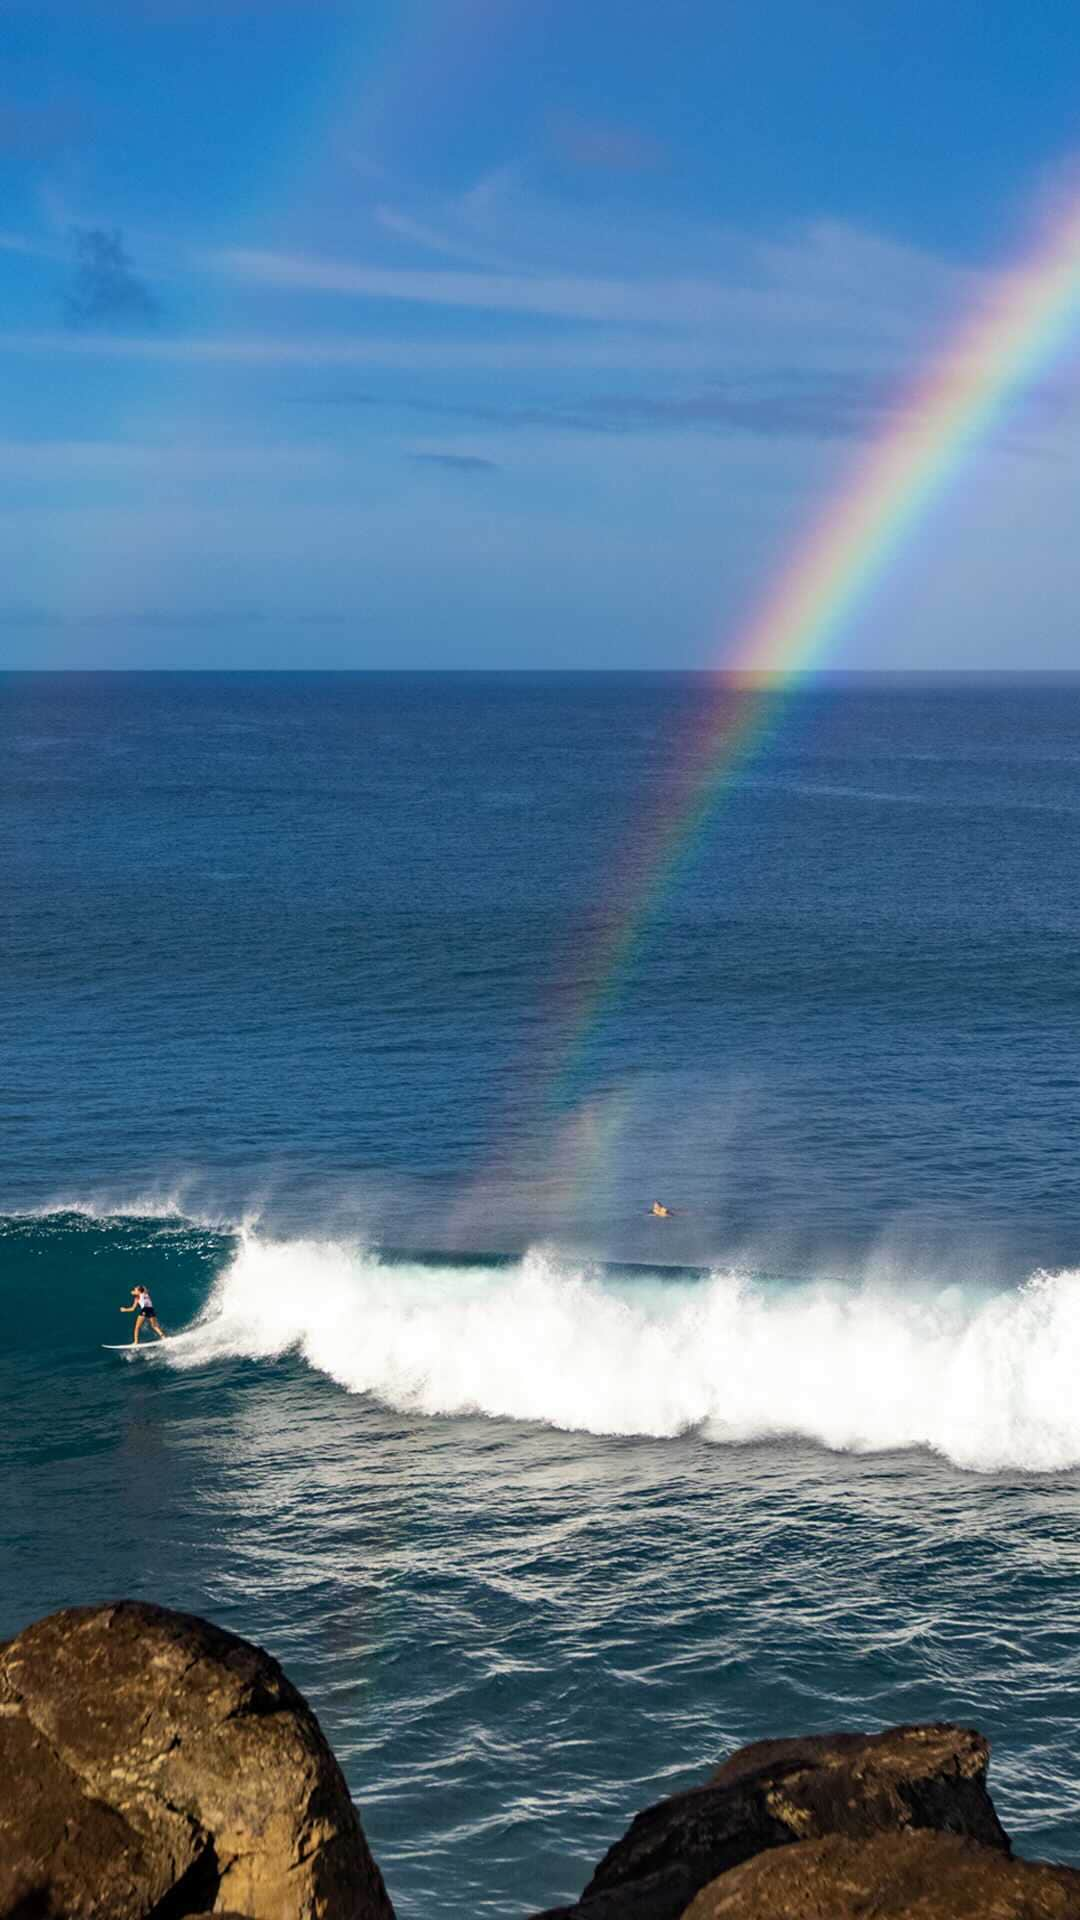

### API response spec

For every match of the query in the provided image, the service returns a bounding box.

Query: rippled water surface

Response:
[5,1222,1080,1913]
[4,674,1080,1912]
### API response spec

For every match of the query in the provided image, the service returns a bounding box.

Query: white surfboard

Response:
[101,1342,167,1354]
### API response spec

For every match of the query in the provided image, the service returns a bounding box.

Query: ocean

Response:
[4,669,1080,1912]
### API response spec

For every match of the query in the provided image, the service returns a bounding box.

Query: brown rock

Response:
[708,1725,1009,1847]
[530,1724,1009,1920]
[0,1600,395,1920]
[682,1830,1080,1918]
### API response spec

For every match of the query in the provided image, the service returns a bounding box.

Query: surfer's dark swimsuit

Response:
[136,1299,155,1319]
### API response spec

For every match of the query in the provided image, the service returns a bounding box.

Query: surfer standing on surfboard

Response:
[120,1285,166,1345]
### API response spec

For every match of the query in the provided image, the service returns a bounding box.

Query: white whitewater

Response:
[168,1229,1080,1474]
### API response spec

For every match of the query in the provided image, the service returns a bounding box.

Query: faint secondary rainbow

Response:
[546,189,1080,1109]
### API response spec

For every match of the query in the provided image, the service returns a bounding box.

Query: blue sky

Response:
[4,0,1080,667]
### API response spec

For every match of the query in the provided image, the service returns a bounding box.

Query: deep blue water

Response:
[4,671,1080,1911]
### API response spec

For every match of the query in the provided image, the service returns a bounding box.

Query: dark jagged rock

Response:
[530,1724,1010,1920]
[682,1830,1080,1918]
[707,1725,1009,1847]
[0,1600,395,1920]
[2,1602,1075,1920]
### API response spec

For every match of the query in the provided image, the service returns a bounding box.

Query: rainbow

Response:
[545,191,1080,1109]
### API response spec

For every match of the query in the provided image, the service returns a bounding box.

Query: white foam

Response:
[168,1231,1080,1473]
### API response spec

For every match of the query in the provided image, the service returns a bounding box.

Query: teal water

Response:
[4,673,1080,1910]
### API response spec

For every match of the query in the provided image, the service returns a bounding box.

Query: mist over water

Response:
[6,674,1080,1911]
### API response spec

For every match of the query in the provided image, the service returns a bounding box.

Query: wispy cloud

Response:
[297,374,901,442]
[63,227,158,328]
[0,437,338,475]
[0,329,763,372]
[210,246,683,325]
[563,376,898,439]
[207,216,972,348]
[8,331,1070,437]
[4,204,1025,456]
[373,205,515,271]
[453,165,524,239]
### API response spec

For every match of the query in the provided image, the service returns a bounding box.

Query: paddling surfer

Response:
[650,1200,674,1218]
[120,1285,166,1344]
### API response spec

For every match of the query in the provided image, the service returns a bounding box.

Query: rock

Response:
[2,1608,1070,1920]
[682,1830,1080,1918]
[707,1725,1009,1846]
[530,1724,1010,1920]
[0,1600,395,1920]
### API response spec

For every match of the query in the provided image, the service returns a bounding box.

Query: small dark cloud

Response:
[411,452,500,473]
[294,377,896,447]
[63,227,158,330]
[414,374,898,442]
[576,376,895,439]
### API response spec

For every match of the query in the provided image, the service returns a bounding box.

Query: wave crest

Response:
[168,1233,1080,1473]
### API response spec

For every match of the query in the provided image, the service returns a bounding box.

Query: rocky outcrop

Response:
[682,1830,1080,1918]
[2,1600,1078,1920]
[0,1600,394,1920]
[530,1724,1012,1920]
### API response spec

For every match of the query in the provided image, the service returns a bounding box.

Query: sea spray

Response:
[170,1229,1080,1472]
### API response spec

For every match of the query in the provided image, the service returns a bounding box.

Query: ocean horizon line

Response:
[6,666,1080,682]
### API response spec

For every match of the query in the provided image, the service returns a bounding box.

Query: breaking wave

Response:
[164,1228,1080,1474]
